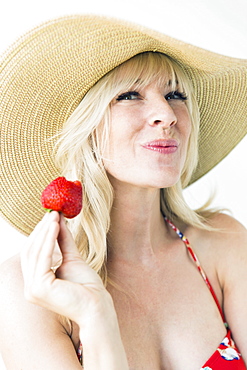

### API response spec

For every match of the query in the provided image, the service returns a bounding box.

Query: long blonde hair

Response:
[55,52,213,284]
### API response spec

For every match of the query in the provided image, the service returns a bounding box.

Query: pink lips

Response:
[142,139,178,154]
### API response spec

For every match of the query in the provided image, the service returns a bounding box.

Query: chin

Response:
[147,170,181,189]
[154,180,179,189]
[107,167,182,189]
[139,177,180,190]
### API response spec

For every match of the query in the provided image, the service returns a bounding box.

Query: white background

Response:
[0,0,246,368]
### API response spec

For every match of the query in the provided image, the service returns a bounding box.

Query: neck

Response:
[107,182,169,264]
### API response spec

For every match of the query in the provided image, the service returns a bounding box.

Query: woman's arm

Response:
[214,214,247,364]
[0,212,128,369]
[0,254,83,369]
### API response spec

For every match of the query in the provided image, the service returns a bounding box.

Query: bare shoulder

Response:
[0,252,21,277]
[184,212,247,289]
[207,211,247,234]
[0,253,58,341]
[0,253,25,305]
[206,212,247,254]
[0,254,81,369]
[210,212,247,278]
[192,212,247,286]
[189,212,247,254]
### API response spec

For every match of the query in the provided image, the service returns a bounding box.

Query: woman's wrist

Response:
[81,331,129,370]
[79,296,128,369]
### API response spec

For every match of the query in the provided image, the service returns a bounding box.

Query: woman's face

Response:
[102,79,191,190]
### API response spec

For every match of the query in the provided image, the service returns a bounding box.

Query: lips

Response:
[142,139,179,154]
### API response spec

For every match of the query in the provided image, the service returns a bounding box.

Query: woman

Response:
[0,15,247,369]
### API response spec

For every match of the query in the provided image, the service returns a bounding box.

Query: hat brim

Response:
[1,15,247,235]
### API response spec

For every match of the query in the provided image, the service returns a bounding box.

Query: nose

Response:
[147,97,177,130]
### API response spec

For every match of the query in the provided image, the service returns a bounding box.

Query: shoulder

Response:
[189,211,247,253]
[0,253,69,330]
[0,253,23,300]
[210,213,247,284]
[207,211,246,234]
[184,212,247,285]
[192,212,247,285]
[0,253,54,327]
[204,212,247,257]
[0,254,28,326]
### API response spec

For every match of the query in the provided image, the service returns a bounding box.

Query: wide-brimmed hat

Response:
[0,14,247,235]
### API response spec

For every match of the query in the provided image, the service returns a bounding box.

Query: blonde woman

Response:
[0,15,247,369]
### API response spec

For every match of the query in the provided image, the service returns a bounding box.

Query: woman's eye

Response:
[165,90,188,101]
[116,91,140,101]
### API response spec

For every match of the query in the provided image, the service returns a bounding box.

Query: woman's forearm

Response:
[80,306,129,369]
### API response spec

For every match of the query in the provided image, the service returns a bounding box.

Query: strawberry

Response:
[41,177,83,218]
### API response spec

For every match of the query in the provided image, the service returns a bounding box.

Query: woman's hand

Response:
[18,211,129,369]
[20,211,113,331]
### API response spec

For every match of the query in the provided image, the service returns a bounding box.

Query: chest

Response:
[107,249,226,369]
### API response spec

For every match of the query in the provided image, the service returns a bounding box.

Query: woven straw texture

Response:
[0,15,247,235]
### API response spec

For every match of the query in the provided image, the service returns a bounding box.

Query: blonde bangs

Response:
[106,52,190,99]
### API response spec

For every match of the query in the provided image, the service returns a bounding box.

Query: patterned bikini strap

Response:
[164,216,227,326]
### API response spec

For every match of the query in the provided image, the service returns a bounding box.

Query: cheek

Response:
[101,122,129,166]
[107,108,141,150]
[176,106,192,139]
[185,121,192,143]
[181,122,193,174]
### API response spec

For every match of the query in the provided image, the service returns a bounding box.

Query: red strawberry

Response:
[41,177,83,218]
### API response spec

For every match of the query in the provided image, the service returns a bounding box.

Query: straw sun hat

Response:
[0,14,247,235]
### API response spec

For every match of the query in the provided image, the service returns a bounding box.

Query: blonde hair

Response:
[55,52,213,284]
